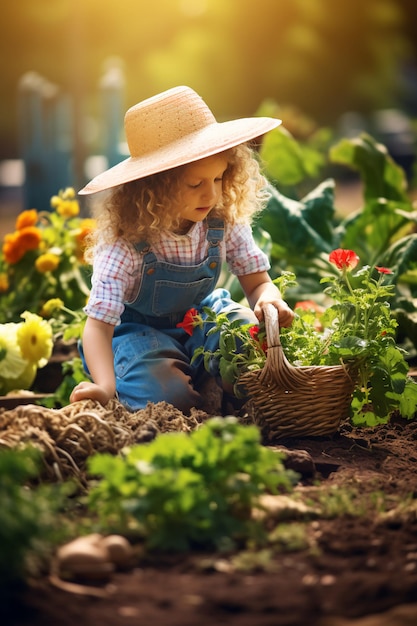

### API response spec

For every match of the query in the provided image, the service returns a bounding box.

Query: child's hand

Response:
[239,272,294,327]
[254,297,294,327]
[273,298,294,327]
[70,381,114,406]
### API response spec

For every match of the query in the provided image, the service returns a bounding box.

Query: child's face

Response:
[176,154,228,226]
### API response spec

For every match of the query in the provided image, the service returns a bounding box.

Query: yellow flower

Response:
[35,252,60,273]
[50,187,79,218]
[56,199,80,218]
[40,298,64,318]
[62,187,76,199]
[1,188,92,324]
[50,195,61,208]
[0,323,27,380]
[0,273,9,292]
[16,311,53,367]
[1,362,37,395]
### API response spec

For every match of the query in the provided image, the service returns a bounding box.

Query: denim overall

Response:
[110,218,257,413]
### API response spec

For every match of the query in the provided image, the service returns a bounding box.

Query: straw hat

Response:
[79,85,281,195]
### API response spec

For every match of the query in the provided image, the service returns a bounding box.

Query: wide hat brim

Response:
[79,116,281,195]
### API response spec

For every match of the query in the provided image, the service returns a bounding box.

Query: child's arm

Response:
[69,317,116,406]
[239,270,294,327]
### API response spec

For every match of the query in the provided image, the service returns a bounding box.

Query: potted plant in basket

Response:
[182,248,417,428]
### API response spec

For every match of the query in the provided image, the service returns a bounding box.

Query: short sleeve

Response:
[225,223,270,276]
[84,240,139,325]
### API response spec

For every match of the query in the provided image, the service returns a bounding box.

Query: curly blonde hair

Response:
[87,144,269,251]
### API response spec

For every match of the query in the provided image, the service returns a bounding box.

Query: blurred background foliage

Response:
[1,0,417,160]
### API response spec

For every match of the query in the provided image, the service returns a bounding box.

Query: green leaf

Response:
[219,358,238,384]
[260,127,326,187]
[259,180,337,260]
[399,379,417,419]
[377,234,417,281]
[329,133,408,203]
[339,198,414,264]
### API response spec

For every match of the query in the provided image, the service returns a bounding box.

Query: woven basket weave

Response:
[240,304,356,441]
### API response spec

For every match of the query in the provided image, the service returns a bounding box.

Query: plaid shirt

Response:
[85,221,270,325]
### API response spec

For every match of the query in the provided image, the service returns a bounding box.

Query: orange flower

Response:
[15,226,42,253]
[75,218,96,261]
[295,300,325,314]
[15,209,38,230]
[295,300,324,331]
[0,272,9,292]
[2,232,24,264]
[76,218,96,243]
[2,226,42,264]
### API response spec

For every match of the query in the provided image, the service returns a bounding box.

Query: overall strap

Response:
[133,240,157,262]
[206,218,224,246]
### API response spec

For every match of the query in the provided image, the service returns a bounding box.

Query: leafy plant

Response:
[189,308,267,394]
[181,247,417,427]
[276,250,417,426]
[40,297,87,343]
[0,447,63,587]
[258,121,331,189]
[43,357,90,408]
[88,417,299,552]
[254,133,417,349]
[0,188,94,324]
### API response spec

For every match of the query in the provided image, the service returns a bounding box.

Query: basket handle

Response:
[261,303,308,387]
[263,302,294,369]
[262,303,282,349]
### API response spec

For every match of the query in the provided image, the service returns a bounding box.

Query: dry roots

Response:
[0,399,208,482]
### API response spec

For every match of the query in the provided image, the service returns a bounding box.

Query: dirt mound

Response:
[2,408,417,626]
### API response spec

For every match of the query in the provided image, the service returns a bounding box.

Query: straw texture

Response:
[79,86,281,194]
[240,304,355,440]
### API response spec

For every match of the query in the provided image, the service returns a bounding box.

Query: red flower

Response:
[249,325,268,353]
[176,308,199,336]
[375,266,393,275]
[295,300,324,331]
[294,300,325,314]
[329,249,359,271]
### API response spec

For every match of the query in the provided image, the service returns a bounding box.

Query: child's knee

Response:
[117,357,202,414]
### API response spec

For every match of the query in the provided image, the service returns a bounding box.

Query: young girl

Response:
[70,86,294,413]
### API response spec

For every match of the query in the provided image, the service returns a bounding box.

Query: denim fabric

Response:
[83,219,257,412]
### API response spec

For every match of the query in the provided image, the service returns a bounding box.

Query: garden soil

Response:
[2,400,417,626]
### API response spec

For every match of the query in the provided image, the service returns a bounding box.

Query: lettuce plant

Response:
[88,417,298,552]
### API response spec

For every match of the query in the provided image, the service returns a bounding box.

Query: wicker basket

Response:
[240,303,356,441]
